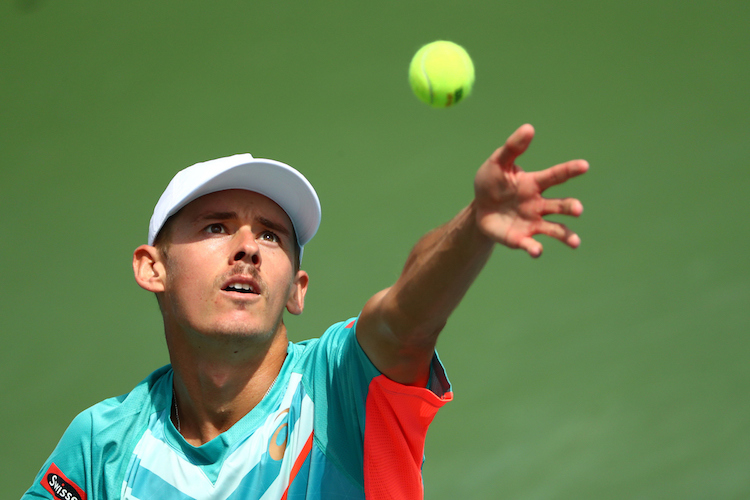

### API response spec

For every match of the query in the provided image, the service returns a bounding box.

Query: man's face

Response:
[156,189,307,341]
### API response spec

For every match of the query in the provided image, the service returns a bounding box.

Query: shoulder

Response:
[23,366,173,499]
[291,317,379,376]
[293,317,358,350]
[56,365,172,458]
[80,364,172,431]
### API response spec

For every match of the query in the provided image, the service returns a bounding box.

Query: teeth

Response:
[227,283,255,293]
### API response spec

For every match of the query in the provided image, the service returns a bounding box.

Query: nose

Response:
[230,227,260,267]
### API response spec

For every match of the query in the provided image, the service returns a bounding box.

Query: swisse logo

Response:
[47,473,83,500]
[41,464,86,500]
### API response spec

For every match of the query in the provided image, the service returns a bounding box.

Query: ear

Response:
[133,245,167,293]
[286,270,309,316]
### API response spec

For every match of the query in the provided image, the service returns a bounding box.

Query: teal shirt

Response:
[24,318,452,500]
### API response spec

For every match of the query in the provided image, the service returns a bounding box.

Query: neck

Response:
[167,322,289,446]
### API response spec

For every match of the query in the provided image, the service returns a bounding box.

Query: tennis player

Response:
[23,124,587,500]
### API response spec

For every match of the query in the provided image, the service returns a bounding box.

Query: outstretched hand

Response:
[474,124,589,257]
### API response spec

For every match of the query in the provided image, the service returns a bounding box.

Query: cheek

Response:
[265,267,296,301]
[165,257,212,297]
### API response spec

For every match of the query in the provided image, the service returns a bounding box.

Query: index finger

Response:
[533,160,589,191]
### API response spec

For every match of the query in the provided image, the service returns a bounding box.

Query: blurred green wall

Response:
[2,1,748,498]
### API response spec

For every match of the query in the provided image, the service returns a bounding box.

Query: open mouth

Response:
[223,283,259,294]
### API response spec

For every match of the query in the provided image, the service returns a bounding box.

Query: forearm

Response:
[356,124,587,385]
[360,202,493,348]
[357,201,494,385]
[385,201,494,341]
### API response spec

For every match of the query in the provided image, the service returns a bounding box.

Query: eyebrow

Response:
[257,216,292,238]
[194,211,237,225]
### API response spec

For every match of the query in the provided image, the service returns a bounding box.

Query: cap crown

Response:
[148,154,321,260]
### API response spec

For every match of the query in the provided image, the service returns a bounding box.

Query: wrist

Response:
[464,200,497,251]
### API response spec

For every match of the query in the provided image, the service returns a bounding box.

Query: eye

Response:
[205,223,227,234]
[259,231,280,243]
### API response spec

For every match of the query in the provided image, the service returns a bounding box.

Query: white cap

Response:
[148,154,321,260]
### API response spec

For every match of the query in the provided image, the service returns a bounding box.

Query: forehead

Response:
[176,189,293,229]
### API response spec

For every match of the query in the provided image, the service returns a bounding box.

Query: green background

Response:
[2,1,748,498]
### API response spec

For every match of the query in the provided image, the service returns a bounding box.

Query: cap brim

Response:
[148,155,321,252]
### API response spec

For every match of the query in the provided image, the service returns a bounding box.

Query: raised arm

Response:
[356,124,589,386]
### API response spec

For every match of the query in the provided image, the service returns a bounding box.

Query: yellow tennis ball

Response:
[409,40,475,108]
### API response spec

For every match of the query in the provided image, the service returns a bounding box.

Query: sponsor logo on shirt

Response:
[269,408,290,460]
[41,463,86,500]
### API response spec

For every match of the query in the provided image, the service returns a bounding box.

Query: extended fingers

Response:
[518,221,581,258]
[518,237,543,258]
[537,220,581,248]
[541,197,584,217]
[534,160,589,191]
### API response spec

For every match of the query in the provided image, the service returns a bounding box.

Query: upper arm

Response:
[355,287,442,387]
[23,410,94,500]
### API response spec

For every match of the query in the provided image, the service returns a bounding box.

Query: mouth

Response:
[222,279,261,295]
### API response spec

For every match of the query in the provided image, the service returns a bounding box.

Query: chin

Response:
[202,320,282,343]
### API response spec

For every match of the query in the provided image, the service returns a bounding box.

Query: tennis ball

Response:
[409,40,475,108]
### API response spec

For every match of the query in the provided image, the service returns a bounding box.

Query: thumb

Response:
[493,124,535,168]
